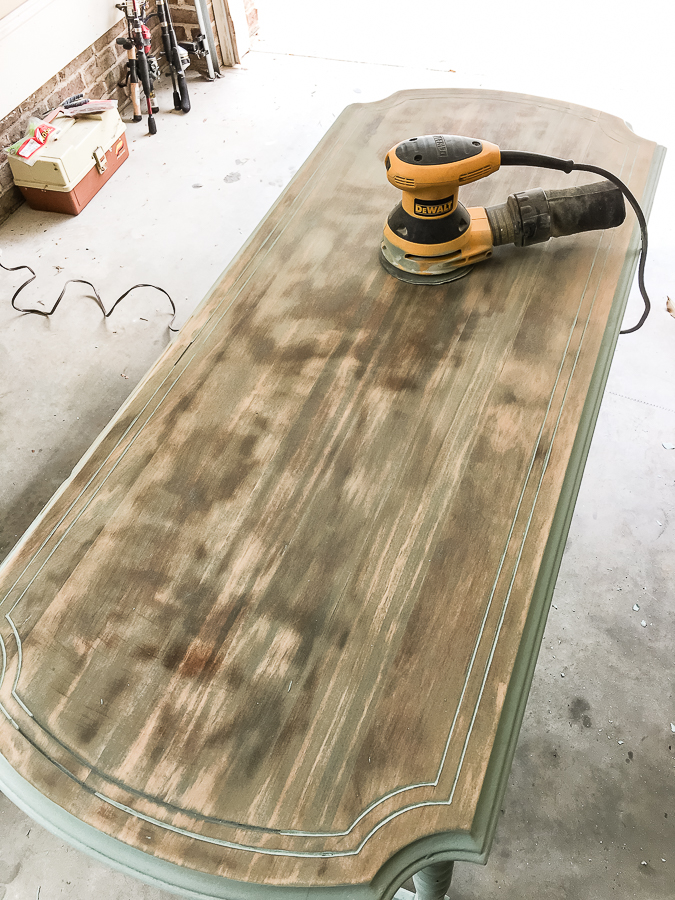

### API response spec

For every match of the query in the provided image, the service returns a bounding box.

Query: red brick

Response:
[114,84,130,108]
[103,68,123,94]
[0,160,15,189]
[95,22,124,54]
[57,49,92,84]
[58,73,87,103]
[187,54,209,77]
[81,55,101,88]
[0,104,26,134]
[88,81,107,101]
[0,184,24,226]
[3,111,32,145]
[96,46,118,75]
[113,61,129,91]
[173,7,199,25]
[244,0,258,35]
[24,77,58,112]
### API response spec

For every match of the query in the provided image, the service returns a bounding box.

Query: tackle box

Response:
[8,108,128,215]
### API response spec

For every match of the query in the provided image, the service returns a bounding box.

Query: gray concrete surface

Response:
[1,3,674,898]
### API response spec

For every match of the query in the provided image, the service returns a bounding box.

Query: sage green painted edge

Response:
[0,142,665,900]
[0,747,482,900]
[0,752,368,900]
[468,142,667,861]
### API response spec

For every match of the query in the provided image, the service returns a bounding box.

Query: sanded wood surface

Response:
[0,90,661,895]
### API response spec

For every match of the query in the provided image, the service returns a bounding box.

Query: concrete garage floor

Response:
[1,1,674,897]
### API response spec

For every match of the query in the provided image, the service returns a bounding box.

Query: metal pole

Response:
[194,0,220,79]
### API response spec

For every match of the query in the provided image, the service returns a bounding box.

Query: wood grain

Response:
[0,89,661,893]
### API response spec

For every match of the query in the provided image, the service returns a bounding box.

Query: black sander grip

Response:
[486,180,626,247]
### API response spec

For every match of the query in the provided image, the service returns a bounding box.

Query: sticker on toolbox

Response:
[17,138,43,159]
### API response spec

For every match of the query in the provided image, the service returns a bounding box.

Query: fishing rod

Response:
[116,30,142,124]
[154,0,190,113]
[116,1,159,134]
[178,0,219,81]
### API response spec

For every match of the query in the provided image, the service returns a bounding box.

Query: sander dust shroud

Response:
[379,135,651,334]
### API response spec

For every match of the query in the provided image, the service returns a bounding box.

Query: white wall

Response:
[0,0,30,19]
[224,0,249,57]
[0,0,123,121]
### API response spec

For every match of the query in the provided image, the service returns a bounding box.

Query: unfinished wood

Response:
[211,0,240,66]
[0,89,662,897]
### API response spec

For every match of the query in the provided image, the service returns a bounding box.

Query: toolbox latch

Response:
[93,146,107,174]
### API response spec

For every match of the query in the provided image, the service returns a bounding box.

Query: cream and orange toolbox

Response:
[8,109,128,215]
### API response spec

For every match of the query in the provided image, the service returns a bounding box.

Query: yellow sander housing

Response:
[379,134,629,286]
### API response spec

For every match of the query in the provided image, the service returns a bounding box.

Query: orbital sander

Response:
[379,134,651,333]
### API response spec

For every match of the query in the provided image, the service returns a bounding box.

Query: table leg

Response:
[412,861,455,900]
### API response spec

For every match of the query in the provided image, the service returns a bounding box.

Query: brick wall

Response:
[0,1,248,226]
[168,0,223,73]
[0,18,130,226]
[243,0,258,36]
[168,0,258,73]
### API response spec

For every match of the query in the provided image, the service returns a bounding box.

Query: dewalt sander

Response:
[379,135,651,333]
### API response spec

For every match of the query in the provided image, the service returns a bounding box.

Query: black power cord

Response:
[1,259,178,331]
[500,151,651,334]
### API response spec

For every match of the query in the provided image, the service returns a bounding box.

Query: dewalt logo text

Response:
[414,195,454,217]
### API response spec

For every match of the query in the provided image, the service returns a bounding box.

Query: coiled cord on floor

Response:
[1,259,178,331]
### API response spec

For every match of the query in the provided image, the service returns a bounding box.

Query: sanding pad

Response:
[378,243,473,285]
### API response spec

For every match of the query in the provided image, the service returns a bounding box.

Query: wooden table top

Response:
[0,89,663,899]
